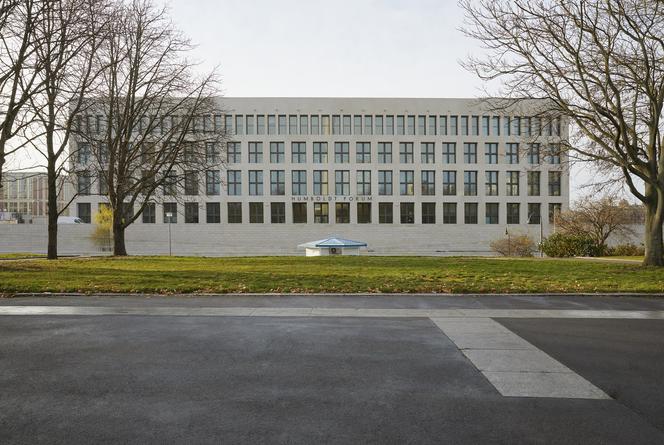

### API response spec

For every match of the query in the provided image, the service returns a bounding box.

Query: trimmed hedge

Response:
[540,233,604,257]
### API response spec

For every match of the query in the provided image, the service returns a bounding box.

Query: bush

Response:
[540,233,603,257]
[490,234,536,257]
[605,243,645,257]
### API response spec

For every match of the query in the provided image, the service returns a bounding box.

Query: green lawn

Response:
[0,253,46,260]
[0,256,662,295]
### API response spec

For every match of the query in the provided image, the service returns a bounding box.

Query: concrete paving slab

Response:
[483,371,610,399]
[431,317,513,334]
[446,333,535,350]
[462,349,572,373]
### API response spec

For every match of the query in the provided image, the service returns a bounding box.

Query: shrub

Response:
[605,243,645,257]
[540,233,603,257]
[490,234,536,257]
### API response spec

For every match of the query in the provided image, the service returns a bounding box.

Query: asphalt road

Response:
[0,295,663,444]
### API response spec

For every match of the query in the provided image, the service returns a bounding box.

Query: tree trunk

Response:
[46,164,58,260]
[113,220,127,256]
[643,199,664,267]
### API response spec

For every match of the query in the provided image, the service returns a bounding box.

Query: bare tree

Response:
[77,0,224,256]
[0,0,42,188]
[556,193,635,251]
[29,0,111,259]
[460,0,664,266]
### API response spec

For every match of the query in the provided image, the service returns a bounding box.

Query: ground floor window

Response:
[422,202,436,224]
[206,203,220,223]
[227,202,242,223]
[528,203,541,224]
[271,202,285,223]
[142,203,156,223]
[184,203,199,223]
[507,203,520,224]
[379,202,393,223]
[163,202,177,223]
[400,202,414,224]
[443,202,456,224]
[357,202,371,224]
[314,203,329,223]
[77,203,91,223]
[250,202,264,223]
[464,203,478,224]
[485,203,499,224]
[293,203,307,223]
[335,203,350,223]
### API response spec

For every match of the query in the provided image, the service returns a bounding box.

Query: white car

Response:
[57,216,84,224]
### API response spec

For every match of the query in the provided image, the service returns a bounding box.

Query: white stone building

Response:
[68,97,569,256]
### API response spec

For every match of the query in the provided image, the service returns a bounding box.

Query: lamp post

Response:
[165,212,173,256]
[528,212,544,258]
[505,228,511,257]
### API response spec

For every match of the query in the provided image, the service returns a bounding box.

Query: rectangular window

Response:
[471,115,479,136]
[503,116,511,136]
[332,115,341,134]
[549,171,562,196]
[322,115,330,135]
[334,142,349,163]
[407,115,416,135]
[310,115,319,135]
[364,115,373,135]
[288,115,297,134]
[400,202,414,224]
[418,116,426,135]
[460,116,469,136]
[440,115,448,136]
[206,142,221,163]
[386,115,394,135]
[463,143,477,163]
[77,173,91,195]
[98,171,108,195]
[506,143,519,164]
[235,115,243,135]
[378,142,392,163]
[375,115,384,135]
[482,116,490,136]
[77,143,91,164]
[527,171,540,196]
[353,202,371,224]
[485,171,499,196]
[246,115,255,135]
[313,142,328,163]
[549,203,562,224]
[291,142,306,163]
[206,170,220,195]
[421,170,435,196]
[379,202,393,223]
[464,170,477,196]
[184,171,198,195]
[270,170,285,195]
[399,170,414,196]
[184,202,199,223]
[507,203,520,224]
[314,202,329,223]
[378,170,393,195]
[249,170,263,196]
[271,202,285,223]
[342,115,351,135]
[162,172,177,196]
[399,142,414,163]
[335,170,350,195]
[257,115,265,135]
[442,170,456,196]
[506,171,520,196]
[485,203,499,224]
[270,142,285,163]
[300,115,309,135]
[313,170,328,195]
[528,203,541,224]
[292,170,307,196]
[485,143,498,164]
[249,202,264,223]
[335,202,350,223]
[268,115,276,134]
[226,170,241,196]
[142,203,156,223]
[528,143,540,164]
[228,202,242,223]
[547,144,562,164]
[443,202,457,224]
[293,203,307,223]
[163,202,177,223]
[512,116,521,136]
[356,170,371,195]
[443,143,456,163]
[464,203,478,224]
[421,142,435,164]
[77,203,91,223]
[353,115,362,135]
[206,202,220,223]
[422,202,436,224]
[396,115,405,135]
[248,142,263,163]
[428,115,437,136]
[225,115,233,134]
[492,116,501,136]
[356,142,371,163]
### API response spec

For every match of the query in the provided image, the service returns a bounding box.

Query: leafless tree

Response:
[460,0,664,266]
[77,0,224,256]
[556,193,635,251]
[0,0,42,189]
[29,0,111,259]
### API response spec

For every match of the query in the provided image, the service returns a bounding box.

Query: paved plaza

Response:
[1,294,663,444]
